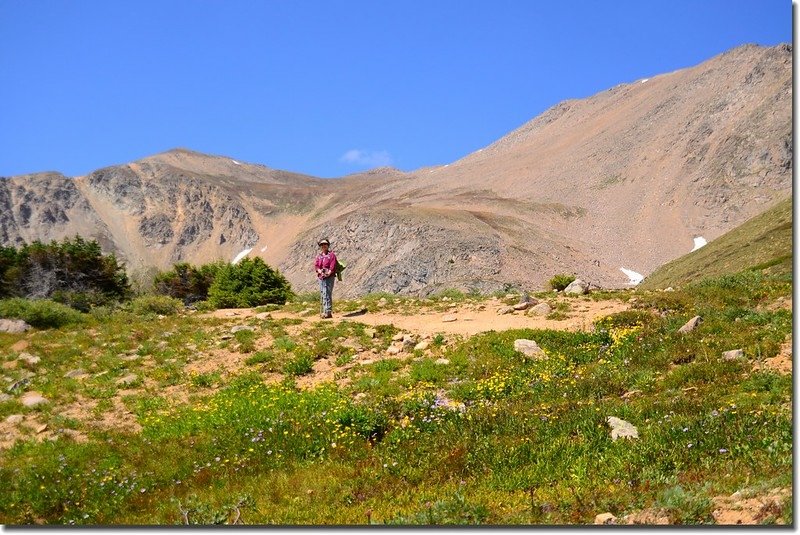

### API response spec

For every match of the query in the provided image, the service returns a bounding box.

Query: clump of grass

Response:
[0,298,85,328]
[234,329,257,353]
[128,295,184,316]
[190,371,221,388]
[548,274,576,292]
[284,351,314,376]
[245,350,273,366]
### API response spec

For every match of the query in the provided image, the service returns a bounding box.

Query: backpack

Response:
[335,259,346,281]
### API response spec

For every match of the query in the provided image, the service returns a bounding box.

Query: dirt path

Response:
[206,297,629,337]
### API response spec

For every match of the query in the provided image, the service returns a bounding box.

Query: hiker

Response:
[315,238,337,318]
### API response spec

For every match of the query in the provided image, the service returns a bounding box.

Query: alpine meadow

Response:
[0,27,792,527]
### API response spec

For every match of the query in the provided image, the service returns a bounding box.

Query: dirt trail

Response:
[206,297,629,337]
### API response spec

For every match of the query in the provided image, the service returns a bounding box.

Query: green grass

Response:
[640,197,792,290]
[0,266,792,525]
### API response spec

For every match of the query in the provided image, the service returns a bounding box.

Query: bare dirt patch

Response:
[711,487,790,525]
[754,336,792,375]
[206,297,628,338]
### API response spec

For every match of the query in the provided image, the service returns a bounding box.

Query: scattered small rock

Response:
[514,339,546,359]
[722,349,744,361]
[116,373,139,386]
[442,314,457,322]
[664,287,674,292]
[528,303,552,316]
[35,423,48,434]
[678,315,703,333]
[621,390,641,400]
[441,296,451,302]
[10,340,29,352]
[0,319,31,334]
[414,341,430,351]
[364,328,377,338]
[564,279,589,295]
[0,393,11,403]
[20,391,48,408]
[497,306,515,315]
[255,312,272,320]
[607,416,639,441]
[594,512,617,525]
[225,311,240,317]
[391,333,405,342]
[435,358,450,365]
[7,377,31,393]
[386,346,402,356]
[17,352,40,366]
[64,369,89,380]
[5,414,24,425]
[120,354,140,362]
[231,325,256,334]
[2,360,18,371]
[513,302,531,311]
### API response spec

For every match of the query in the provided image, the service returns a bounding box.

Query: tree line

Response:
[0,236,292,311]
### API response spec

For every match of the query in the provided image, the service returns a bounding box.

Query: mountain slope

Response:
[0,43,792,297]
[639,196,792,290]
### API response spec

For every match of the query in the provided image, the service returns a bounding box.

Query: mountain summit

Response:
[0,43,791,297]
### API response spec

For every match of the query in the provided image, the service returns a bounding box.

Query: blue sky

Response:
[0,1,791,178]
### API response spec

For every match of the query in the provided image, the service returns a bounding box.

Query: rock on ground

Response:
[528,302,552,316]
[497,306,515,315]
[231,325,256,334]
[564,279,589,295]
[414,341,430,351]
[678,316,703,333]
[0,319,31,334]
[442,314,457,322]
[116,373,139,386]
[607,416,638,441]
[594,512,617,525]
[514,339,545,359]
[722,349,744,361]
[20,391,48,408]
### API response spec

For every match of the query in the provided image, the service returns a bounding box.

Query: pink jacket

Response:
[315,251,337,279]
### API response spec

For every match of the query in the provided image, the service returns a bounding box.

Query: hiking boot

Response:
[323,312,333,319]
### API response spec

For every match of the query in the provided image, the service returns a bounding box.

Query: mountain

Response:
[639,196,792,290]
[0,43,791,297]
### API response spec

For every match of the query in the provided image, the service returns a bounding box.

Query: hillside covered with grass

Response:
[640,197,792,290]
[0,263,792,524]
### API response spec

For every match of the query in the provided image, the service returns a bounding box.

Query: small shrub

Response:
[190,371,221,388]
[128,295,184,316]
[208,257,293,308]
[284,352,314,376]
[234,329,257,353]
[0,298,84,328]
[245,350,273,365]
[153,261,224,304]
[548,274,576,291]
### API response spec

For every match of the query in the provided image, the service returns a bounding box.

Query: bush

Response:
[207,258,293,309]
[0,237,129,309]
[128,295,184,316]
[153,261,224,304]
[548,274,576,291]
[0,298,84,328]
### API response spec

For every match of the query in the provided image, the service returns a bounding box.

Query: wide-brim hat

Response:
[318,238,330,246]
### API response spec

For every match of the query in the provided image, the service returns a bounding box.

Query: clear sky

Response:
[0,0,791,178]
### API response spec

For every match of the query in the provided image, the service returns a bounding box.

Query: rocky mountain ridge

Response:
[0,43,792,297]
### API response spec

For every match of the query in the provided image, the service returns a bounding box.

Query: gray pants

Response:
[319,276,334,315]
